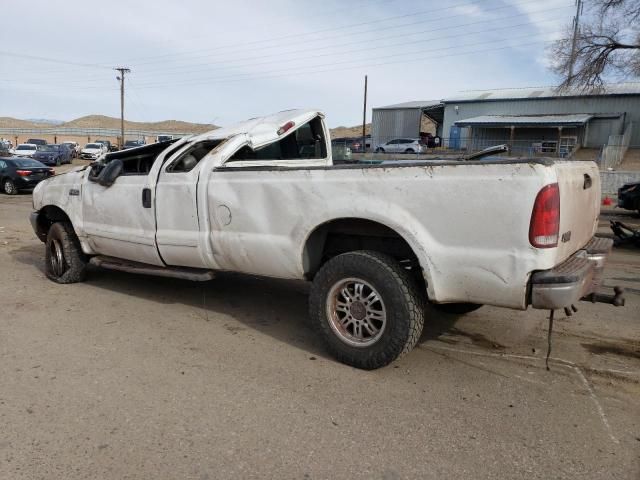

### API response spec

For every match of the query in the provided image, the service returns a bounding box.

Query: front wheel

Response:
[45,222,87,284]
[375,148,385,153]
[3,178,17,195]
[309,251,425,370]
[404,148,415,153]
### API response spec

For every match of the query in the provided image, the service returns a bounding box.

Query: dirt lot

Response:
[1,164,639,479]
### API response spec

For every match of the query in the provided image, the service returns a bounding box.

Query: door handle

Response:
[142,187,152,208]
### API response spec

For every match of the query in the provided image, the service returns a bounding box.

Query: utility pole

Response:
[362,75,368,153]
[115,67,131,149]
[568,0,583,80]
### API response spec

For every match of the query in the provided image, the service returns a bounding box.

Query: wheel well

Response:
[303,218,423,283]
[34,205,72,241]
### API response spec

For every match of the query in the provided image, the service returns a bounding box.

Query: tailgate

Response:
[554,161,600,260]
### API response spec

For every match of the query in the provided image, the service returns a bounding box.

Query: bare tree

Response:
[550,0,640,90]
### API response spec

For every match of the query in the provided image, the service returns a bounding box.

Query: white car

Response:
[62,141,81,157]
[375,138,424,154]
[11,143,39,157]
[80,143,106,160]
[29,109,621,370]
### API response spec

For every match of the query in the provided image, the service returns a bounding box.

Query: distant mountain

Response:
[1,115,369,138]
[0,115,218,133]
[330,124,371,138]
[25,118,65,125]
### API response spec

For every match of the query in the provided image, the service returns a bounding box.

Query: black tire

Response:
[309,251,425,370]
[3,178,17,195]
[404,148,415,153]
[376,148,385,153]
[45,222,87,284]
[432,303,483,315]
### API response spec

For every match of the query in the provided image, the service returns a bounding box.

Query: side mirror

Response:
[98,159,123,187]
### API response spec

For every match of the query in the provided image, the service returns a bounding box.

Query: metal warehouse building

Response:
[441,83,640,158]
[371,100,444,149]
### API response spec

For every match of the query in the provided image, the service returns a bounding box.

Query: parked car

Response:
[617,182,640,215]
[0,156,54,195]
[26,138,47,146]
[33,144,72,166]
[375,138,424,154]
[80,143,106,160]
[156,135,173,143]
[11,143,39,157]
[95,140,117,152]
[331,137,370,153]
[0,140,11,156]
[29,108,621,370]
[61,141,81,158]
[123,139,145,149]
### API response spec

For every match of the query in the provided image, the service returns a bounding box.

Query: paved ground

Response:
[1,164,639,479]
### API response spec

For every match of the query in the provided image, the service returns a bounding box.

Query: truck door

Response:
[155,139,225,268]
[80,141,186,266]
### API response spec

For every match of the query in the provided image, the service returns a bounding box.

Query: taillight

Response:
[16,170,32,177]
[529,183,560,248]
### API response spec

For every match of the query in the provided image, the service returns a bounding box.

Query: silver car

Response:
[375,138,424,154]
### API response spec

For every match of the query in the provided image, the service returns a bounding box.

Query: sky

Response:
[0,0,576,128]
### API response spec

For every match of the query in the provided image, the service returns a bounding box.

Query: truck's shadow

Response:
[10,243,460,361]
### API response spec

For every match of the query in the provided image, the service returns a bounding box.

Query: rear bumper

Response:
[529,236,612,309]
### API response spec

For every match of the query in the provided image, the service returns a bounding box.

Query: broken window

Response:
[228,116,327,162]
[166,140,224,173]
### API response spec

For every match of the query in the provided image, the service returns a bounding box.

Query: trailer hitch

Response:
[581,286,625,307]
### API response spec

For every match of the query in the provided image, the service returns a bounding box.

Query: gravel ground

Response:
[1,165,639,479]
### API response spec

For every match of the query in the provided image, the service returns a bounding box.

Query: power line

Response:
[106,0,539,67]
[130,39,553,90]
[129,15,564,80]
[3,7,567,89]
[0,34,556,92]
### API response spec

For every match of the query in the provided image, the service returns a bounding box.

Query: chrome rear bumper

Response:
[529,237,613,310]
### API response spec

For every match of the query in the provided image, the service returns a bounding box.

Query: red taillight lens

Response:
[277,121,295,135]
[16,170,32,177]
[529,183,560,248]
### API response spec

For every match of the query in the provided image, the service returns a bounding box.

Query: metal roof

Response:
[443,82,640,103]
[454,114,594,127]
[373,100,443,110]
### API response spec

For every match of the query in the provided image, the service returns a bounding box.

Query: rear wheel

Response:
[309,251,425,370]
[432,303,483,315]
[45,222,87,284]
[3,178,17,195]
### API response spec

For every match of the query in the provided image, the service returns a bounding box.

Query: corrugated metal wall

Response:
[442,96,640,147]
[371,108,422,148]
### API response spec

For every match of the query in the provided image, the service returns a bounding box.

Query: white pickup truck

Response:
[30,109,621,369]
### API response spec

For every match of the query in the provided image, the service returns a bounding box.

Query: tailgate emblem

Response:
[69,188,80,196]
[561,231,572,243]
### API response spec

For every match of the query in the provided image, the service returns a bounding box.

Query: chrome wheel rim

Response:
[48,239,66,277]
[326,277,387,347]
[4,180,14,194]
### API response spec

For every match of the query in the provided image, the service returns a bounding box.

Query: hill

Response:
[61,115,217,133]
[0,117,52,129]
[2,114,368,138]
[329,123,371,138]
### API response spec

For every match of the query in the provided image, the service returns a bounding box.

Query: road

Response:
[1,164,639,479]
